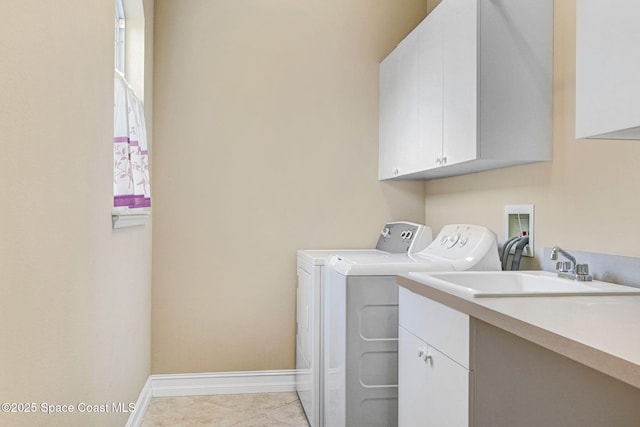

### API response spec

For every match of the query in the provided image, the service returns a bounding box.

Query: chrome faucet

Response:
[550,246,592,281]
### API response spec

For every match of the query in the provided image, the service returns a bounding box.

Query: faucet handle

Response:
[556,261,573,272]
[576,263,589,275]
[575,264,593,281]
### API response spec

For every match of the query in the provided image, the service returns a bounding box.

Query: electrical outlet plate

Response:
[504,204,534,257]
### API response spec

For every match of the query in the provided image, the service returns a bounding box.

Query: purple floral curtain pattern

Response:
[114,71,151,208]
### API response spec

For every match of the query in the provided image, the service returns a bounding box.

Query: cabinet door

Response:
[394,29,420,175]
[379,50,399,180]
[423,344,469,426]
[576,0,640,139]
[417,7,444,170]
[399,326,430,426]
[442,0,478,166]
[379,29,419,179]
[399,326,469,427]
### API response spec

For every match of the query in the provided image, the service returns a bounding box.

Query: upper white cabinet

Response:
[576,0,640,140]
[379,0,553,181]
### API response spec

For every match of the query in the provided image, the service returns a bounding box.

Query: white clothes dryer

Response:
[322,224,500,427]
[296,222,433,427]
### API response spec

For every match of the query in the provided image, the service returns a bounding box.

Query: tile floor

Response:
[141,392,310,427]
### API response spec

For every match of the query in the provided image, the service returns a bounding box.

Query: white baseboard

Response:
[151,369,297,397]
[125,376,152,427]
[126,369,297,427]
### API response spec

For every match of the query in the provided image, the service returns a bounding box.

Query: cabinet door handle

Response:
[418,347,433,363]
[441,156,447,165]
[435,157,442,165]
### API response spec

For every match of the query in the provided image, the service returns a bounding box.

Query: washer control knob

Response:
[439,235,449,245]
[405,230,413,240]
[458,237,469,247]
[446,234,460,248]
[381,227,390,238]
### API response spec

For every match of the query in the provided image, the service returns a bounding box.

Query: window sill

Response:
[112,208,151,229]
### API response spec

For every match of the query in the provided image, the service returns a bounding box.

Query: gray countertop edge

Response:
[397,275,640,390]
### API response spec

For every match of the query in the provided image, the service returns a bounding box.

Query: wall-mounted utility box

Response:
[504,204,534,257]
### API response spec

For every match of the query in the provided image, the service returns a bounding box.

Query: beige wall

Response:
[0,1,152,426]
[152,0,428,373]
[423,0,640,261]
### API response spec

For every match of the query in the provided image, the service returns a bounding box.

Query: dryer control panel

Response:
[432,224,487,252]
[375,222,433,254]
[417,224,501,271]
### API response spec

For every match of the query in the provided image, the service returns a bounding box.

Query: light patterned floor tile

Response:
[141,392,310,427]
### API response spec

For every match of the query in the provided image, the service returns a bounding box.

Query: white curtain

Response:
[113,71,151,208]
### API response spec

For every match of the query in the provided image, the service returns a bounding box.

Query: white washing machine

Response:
[323,224,500,427]
[296,222,433,427]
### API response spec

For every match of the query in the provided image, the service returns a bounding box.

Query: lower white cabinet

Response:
[398,286,640,426]
[398,327,469,427]
[398,287,471,427]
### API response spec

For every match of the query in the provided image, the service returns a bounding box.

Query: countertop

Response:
[397,273,640,389]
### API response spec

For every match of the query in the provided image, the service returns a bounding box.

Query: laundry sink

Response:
[406,270,640,298]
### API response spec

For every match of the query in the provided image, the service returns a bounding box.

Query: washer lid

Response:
[327,252,454,276]
[297,249,385,266]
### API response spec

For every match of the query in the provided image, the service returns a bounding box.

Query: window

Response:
[112,0,151,228]
[115,0,125,75]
